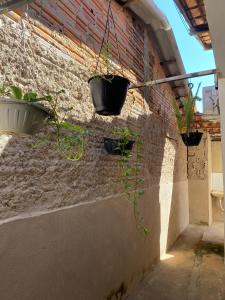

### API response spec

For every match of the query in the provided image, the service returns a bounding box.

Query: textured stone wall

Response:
[188,133,212,224]
[0,1,183,220]
[188,134,208,180]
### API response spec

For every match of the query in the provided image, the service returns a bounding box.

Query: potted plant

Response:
[0,85,51,135]
[88,74,130,116]
[0,84,89,161]
[88,1,130,116]
[173,84,203,147]
[104,134,134,155]
[107,127,149,236]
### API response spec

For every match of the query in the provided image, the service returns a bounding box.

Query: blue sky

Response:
[154,0,216,111]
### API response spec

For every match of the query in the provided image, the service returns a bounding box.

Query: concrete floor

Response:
[127,224,225,300]
[203,222,224,244]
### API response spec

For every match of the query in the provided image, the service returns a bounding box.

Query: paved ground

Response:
[127,224,225,300]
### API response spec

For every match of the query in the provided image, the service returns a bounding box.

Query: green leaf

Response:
[10,86,22,100]
[123,170,130,177]
[60,121,85,133]
[23,92,38,102]
[144,227,150,236]
[137,190,144,197]
[182,95,195,134]
[172,98,183,132]
[124,183,132,190]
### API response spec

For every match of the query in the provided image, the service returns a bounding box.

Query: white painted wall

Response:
[212,173,223,192]
[204,1,225,249]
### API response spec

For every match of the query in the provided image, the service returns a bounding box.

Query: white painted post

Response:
[218,78,225,260]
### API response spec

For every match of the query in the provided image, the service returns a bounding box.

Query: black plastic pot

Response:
[181,131,203,147]
[88,75,130,116]
[104,138,134,155]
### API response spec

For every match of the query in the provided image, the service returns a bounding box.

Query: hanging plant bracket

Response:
[129,69,217,90]
[88,0,130,116]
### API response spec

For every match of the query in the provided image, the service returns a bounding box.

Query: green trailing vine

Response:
[113,127,149,236]
[0,84,89,161]
[172,83,202,134]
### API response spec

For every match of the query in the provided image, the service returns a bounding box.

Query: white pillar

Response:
[218,78,225,259]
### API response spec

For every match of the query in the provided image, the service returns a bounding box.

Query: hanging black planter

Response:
[88,75,130,116]
[104,137,134,155]
[181,131,203,147]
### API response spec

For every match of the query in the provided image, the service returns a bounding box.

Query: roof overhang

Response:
[116,0,188,98]
[174,0,212,50]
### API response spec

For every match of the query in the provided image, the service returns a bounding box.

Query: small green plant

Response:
[1,84,89,161]
[113,127,149,236]
[93,41,116,82]
[10,85,50,102]
[172,83,201,134]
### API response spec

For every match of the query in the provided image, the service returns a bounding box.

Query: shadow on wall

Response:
[166,139,189,253]
[0,112,168,300]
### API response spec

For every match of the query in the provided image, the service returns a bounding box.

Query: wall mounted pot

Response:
[181,131,203,147]
[104,137,134,155]
[88,75,130,116]
[0,98,51,135]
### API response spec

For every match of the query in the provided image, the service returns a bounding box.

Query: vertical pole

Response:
[218,78,225,262]
[187,146,189,179]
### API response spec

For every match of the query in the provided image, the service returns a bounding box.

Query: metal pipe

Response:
[129,69,217,89]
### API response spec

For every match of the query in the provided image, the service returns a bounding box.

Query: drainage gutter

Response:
[125,0,189,97]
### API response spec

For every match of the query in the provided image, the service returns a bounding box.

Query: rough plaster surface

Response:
[188,133,208,180]
[188,133,212,224]
[0,14,187,221]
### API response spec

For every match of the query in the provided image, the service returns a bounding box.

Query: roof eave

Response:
[125,0,189,97]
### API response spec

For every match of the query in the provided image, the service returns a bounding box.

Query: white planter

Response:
[0,97,50,135]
